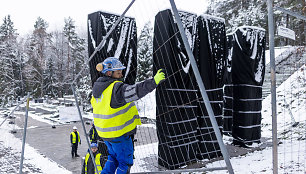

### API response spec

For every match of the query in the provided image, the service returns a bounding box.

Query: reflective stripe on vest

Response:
[85,153,102,173]
[71,131,80,143]
[91,81,141,138]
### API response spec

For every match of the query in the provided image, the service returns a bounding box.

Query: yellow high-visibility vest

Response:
[70,131,80,143]
[85,153,102,173]
[91,81,141,138]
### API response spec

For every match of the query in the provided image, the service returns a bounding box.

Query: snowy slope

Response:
[206,65,306,173]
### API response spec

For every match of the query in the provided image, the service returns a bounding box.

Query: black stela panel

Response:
[195,15,227,159]
[231,27,266,145]
[223,34,234,135]
[87,11,137,85]
[153,9,199,170]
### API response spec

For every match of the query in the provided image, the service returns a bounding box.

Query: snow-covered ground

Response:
[265,46,295,65]
[206,65,306,173]
[0,117,71,174]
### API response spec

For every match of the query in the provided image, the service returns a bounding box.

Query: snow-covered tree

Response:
[63,17,87,95]
[50,30,65,97]
[0,15,90,105]
[206,0,305,46]
[273,0,305,46]
[206,0,267,33]
[0,15,21,105]
[137,22,153,82]
[76,70,92,111]
[24,17,52,98]
[43,56,58,97]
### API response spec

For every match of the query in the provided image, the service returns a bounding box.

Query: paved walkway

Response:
[13,113,92,174]
[12,113,158,173]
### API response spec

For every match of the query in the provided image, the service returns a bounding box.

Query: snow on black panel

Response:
[230,26,266,145]
[196,15,226,89]
[153,9,199,169]
[87,11,137,85]
[231,27,266,85]
[195,14,226,159]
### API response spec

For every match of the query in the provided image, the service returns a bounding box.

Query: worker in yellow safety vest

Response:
[70,126,81,158]
[89,122,99,143]
[91,57,165,174]
[82,143,106,174]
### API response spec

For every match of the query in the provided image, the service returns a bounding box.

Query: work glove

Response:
[154,69,166,85]
[79,142,81,145]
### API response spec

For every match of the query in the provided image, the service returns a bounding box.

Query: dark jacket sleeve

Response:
[88,127,93,140]
[70,133,72,144]
[94,127,100,140]
[110,78,157,108]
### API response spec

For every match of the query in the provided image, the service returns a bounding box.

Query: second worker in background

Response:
[91,57,165,174]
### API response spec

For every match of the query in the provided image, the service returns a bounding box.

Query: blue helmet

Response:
[100,57,126,74]
[90,143,98,148]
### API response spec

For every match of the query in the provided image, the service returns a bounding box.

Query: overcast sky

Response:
[0,0,209,35]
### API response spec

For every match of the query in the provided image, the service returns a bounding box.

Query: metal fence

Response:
[267,1,306,173]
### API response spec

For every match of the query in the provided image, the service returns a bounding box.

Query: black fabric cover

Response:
[153,9,199,169]
[153,10,228,169]
[194,15,226,159]
[230,27,266,144]
[87,11,137,85]
[223,34,234,135]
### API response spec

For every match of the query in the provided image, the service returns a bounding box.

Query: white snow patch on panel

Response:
[88,20,96,48]
[107,38,114,52]
[114,18,130,58]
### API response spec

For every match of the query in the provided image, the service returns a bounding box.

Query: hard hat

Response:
[73,126,77,130]
[96,57,126,74]
[90,143,98,148]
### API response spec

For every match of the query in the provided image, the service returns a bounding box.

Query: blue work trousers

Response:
[101,136,133,174]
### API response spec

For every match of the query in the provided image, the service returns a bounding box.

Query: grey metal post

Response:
[267,0,278,174]
[19,92,30,174]
[72,0,136,85]
[169,0,234,173]
[71,85,99,174]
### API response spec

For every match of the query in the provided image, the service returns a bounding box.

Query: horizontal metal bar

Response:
[132,167,228,174]
[274,6,306,21]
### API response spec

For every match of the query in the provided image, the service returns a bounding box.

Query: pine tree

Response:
[137,22,153,82]
[43,56,58,97]
[63,17,87,95]
[50,30,65,97]
[0,15,21,106]
[24,17,51,98]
